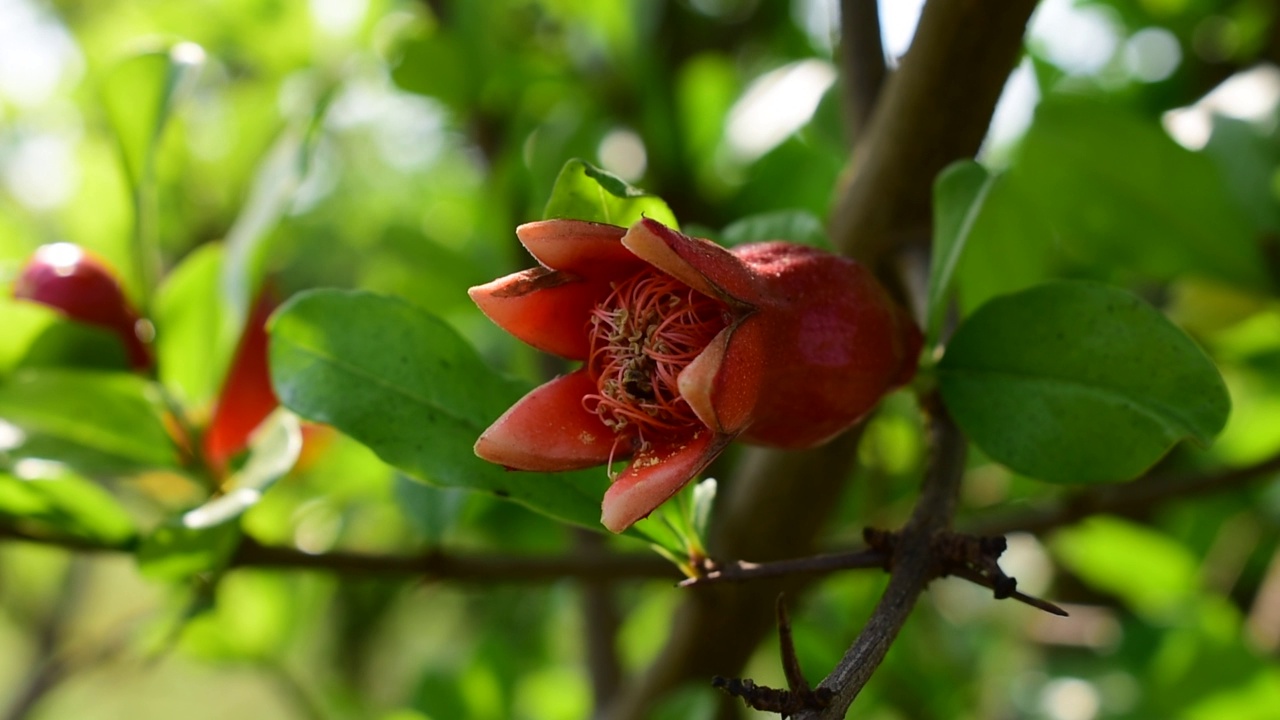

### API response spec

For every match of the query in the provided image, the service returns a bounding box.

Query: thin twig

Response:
[2,558,88,720]
[679,549,887,587]
[227,537,678,582]
[966,451,1280,538]
[798,393,966,719]
[0,526,677,583]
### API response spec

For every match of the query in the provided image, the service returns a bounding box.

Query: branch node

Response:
[711,595,834,718]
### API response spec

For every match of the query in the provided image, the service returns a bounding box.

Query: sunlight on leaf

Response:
[543,158,678,228]
[939,281,1230,483]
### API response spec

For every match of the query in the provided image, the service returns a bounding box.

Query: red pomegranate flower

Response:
[470,218,921,532]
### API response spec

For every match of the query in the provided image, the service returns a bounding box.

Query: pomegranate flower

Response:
[470,218,921,532]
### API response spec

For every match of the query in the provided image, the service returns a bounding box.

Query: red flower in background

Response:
[13,243,153,370]
[203,290,280,472]
[470,218,921,532]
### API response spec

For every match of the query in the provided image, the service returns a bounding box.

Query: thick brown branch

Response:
[838,0,887,141]
[830,0,1038,268]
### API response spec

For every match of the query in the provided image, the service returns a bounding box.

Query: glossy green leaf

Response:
[0,369,179,474]
[0,468,136,546]
[938,281,1230,483]
[269,289,610,528]
[719,210,830,249]
[1051,516,1199,618]
[927,160,993,348]
[542,159,678,228]
[1011,98,1269,291]
[153,243,229,409]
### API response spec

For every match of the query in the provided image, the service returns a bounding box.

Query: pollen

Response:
[583,269,726,440]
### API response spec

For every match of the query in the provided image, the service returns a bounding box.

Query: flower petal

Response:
[516,220,644,276]
[621,218,762,305]
[600,430,733,532]
[468,267,608,360]
[678,315,765,435]
[475,368,623,472]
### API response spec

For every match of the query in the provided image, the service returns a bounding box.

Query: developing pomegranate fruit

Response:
[13,242,153,371]
[469,218,921,532]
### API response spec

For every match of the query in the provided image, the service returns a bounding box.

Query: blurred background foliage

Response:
[1,0,1280,719]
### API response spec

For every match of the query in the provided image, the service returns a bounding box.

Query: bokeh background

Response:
[3,1,1280,719]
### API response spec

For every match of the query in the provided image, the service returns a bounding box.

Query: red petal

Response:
[621,218,762,306]
[600,430,733,533]
[516,220,645,276]
[474,368,623,472]
[468,268,608,360]
[678,315,765,435]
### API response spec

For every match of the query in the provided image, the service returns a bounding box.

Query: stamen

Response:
[583,270,727,441]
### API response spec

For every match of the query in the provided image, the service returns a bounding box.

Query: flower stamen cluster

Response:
[584,270,726,439]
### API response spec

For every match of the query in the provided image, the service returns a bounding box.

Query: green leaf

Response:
[1203,115,1280,234]
[269,289,610,528]
[221,89,332,342]
[137,411,301,582]
[927,161,993,348]
[938,281,1230,483]
[1051,516,1199,618]
[4,293,140,375]
[15,317,131,372]
[952,172,1057,315]
[0,300,87,376]
[101,42,205,191]
[542,159,678,228]
[394,473,470,544]
[1011,98,1270,291]
[0,467,136,546]
[0,369,179,474]
[153,243,229,410]
[719,210,830,249]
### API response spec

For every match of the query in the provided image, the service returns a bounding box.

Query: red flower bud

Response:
[13,243,153,371]
[469,218,921,532]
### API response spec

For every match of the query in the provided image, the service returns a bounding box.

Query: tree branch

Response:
[0,525,678,583]
[838,0,887,141]
[965,451,1280,538]
[797,393,965,718]
[830,0,1038,268]
[227,536,678,582]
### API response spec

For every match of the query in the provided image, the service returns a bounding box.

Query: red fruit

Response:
[469,218,921,532]
[13,243,153,370]
[203,291,279,471]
